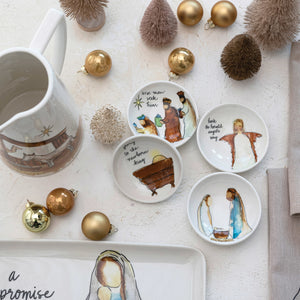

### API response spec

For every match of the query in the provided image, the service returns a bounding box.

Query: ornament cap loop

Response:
[109,224,118,235]
[26,200,34,208]
[205,19,215,30]
[168,71,179,80]
[78,66,89,75]
[69,189,79,198]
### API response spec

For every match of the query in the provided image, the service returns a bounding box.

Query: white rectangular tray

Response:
[0,240,206,300]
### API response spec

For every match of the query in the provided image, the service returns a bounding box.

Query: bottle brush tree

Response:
[140,0,178,47]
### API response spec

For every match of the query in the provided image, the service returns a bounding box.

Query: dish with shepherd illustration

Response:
[133,91,197,143]
[86,250,142,300]
[133,155,175,196]
[197,188,252,242]
[219,119,262,170]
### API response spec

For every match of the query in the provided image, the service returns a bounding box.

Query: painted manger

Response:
[133,155,175,196]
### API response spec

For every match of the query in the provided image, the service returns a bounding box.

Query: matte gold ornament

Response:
[22,201,51,233]
[81,50,112,77]
[205,1,237,29]
[46,188,78,216]
[177,0,203,26]
[81,211,116,241]
[168,47,195,78]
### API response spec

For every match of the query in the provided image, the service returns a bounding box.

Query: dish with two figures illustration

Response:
[112,135,183,203]
[187,172,261,245]
[197,189,252,242]
[128,81,199,147]
[197,104,269,173]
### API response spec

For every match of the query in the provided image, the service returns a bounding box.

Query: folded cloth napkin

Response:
[268,168,300,300]
[288,42,300,216]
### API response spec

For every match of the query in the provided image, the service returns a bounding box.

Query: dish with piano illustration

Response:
[112,135,183,203]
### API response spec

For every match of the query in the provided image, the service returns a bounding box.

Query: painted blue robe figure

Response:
[197,195,214,237]
[86,250,142,300]
[177,91,197,138]
[226,188,252,239]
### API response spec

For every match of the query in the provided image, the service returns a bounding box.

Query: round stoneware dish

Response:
[197,104,269,173]
[128,81,199,148]
[112,135,183,203]
[187,172,261,245]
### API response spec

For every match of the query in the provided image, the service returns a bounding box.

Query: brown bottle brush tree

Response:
[59,0,108,21]
[244,0,299,50]
[220,34,262,81]
[140,0,178,47]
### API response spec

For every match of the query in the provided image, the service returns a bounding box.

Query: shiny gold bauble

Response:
[206,1,237,28]
[22,201,51,233]
[177,0,203,26]
[81,211,112,241]
[46,188,78,216]
[168,47,195,76]
[82,50,112,77]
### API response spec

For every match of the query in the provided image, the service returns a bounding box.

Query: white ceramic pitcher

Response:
[0,9,82,176]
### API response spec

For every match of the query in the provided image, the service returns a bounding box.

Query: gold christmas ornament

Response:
[177,0,203,26]
[205,1,237,29]
[46,188,78,216]
[81,211,117,241]
[90,104,125,144]
[22,201,51,233]
[168,47,195,78]
[81,50,112,77]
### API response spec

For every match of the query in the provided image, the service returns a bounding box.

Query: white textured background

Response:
[0,0,296,299]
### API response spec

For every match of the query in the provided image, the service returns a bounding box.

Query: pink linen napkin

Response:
[268,168,300,300]
[288,41,300,216]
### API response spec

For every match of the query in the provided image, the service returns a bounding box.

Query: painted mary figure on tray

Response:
[86,250,142,300]
[226,188,252,239]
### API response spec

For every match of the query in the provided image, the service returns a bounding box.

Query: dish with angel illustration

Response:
[112,135,183,203]
[197,104,269,173]
[128,81,199,147]
[187,172,261,245]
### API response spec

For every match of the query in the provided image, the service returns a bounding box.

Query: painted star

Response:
[133,95,144,110]
[39,125,53,137]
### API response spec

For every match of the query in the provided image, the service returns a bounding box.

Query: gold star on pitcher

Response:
[133,95,144,110]
[39,125,53,137]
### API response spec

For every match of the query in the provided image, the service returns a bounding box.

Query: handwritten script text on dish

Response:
[0,271,55,299]
[141,90,166,108]
[123,141,149,165]
[205,117,223,141]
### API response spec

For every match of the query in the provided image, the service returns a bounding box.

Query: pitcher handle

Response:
[29,8,67,75]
